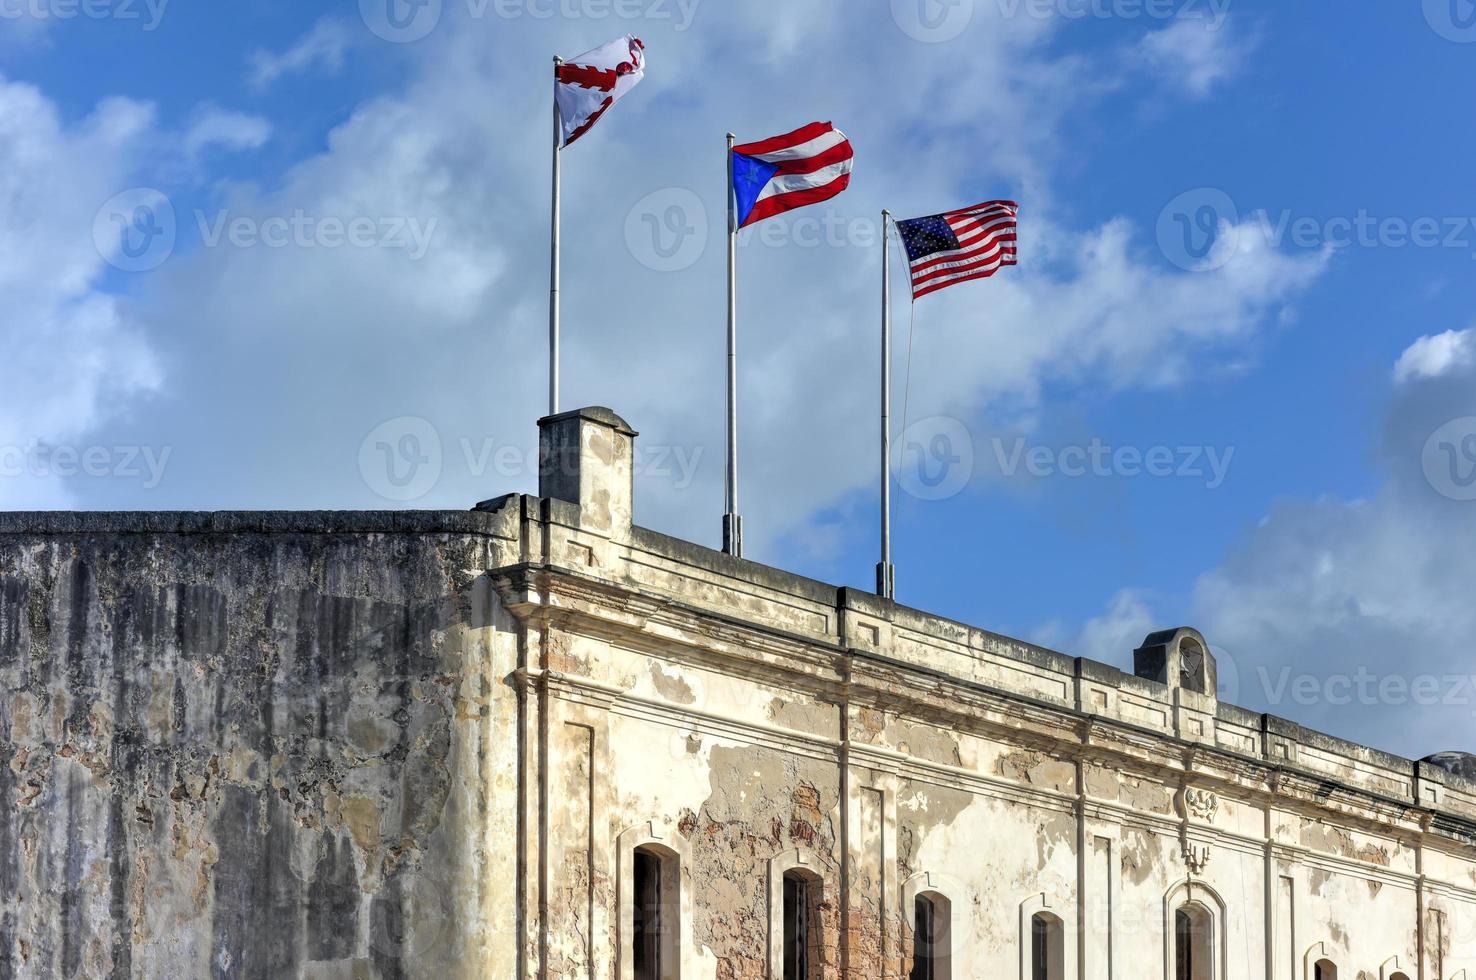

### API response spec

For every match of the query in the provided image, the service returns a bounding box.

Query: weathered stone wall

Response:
[0,515,519,979]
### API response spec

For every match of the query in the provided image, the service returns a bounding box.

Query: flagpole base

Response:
[876,562,895,601]
[722,514,743,558]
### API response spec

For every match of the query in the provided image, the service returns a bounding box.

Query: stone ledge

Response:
[0,509,515,536]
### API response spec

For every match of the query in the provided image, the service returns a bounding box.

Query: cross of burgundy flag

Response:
[896,201,1019,299]
[555,35,646,147]
[731,122,854,227]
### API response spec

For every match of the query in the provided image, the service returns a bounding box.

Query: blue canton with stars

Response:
[897,215,960,262]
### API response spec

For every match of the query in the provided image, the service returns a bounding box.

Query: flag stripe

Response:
[732,122,854,227]
[747,128,851,165]
[912,255,1017,297]
[898,200,1018,300]
[743,172,852,227]
[912,265,1009,298]
[751,160,854,205]
[769,140,855,177]
[909,234,1017,278]
[911,243,1017,286]
[732,121,836,157]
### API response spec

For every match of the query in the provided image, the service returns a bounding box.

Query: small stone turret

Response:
[1133,627,1217,696]
[537,406,637,536]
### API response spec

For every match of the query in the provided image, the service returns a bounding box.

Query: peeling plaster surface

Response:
[4,410,1476,978]
[0,520,516,979]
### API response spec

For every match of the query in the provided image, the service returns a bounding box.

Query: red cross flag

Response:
[555,35,646,147]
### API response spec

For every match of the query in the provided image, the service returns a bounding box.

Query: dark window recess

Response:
[783,873,810,980]
[1032,914,1051,980]
[1176,907,1213,980]
[910,895,936,980]
[633,849,662,980]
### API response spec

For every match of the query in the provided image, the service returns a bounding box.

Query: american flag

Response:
[731,122,854,228]
[896,201,1018,300]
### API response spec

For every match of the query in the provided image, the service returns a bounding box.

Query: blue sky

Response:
[3,0,1476,758]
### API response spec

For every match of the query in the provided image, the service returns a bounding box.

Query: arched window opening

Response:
[1313,960,1337,980]
[782,870,820,980]
[1175,904,1214,980]
[1031,912,1065,980]
[631,845,679,980]
[1389,972,1411,980]
[910,892,953,980]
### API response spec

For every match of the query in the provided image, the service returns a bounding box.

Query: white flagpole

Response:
[878,210,896,599]
[723,133,743,557]
[548,57,563,417]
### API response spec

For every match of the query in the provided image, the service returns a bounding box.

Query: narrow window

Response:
[633,847,663,980]
[1389,973,1411,980]
[1032,913,1064,980]
[1175,905,1213,980]
[783,871,811,980]
[911,895,937,980]
[1313,961,1337,980]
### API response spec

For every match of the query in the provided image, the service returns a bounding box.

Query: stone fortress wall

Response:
[1,405,1473,979]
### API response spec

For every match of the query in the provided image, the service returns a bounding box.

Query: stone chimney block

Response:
[538,407,637,536]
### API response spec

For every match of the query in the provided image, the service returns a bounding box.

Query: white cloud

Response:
[248,18,352,90]
[183,107,271,159]
[0,77,162,507]
[1036,589,1156,663]
[1057,333,1476,759]
[1394,328,1474,384]
[1133,18,1252,98]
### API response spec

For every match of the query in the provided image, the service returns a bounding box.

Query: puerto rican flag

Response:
[897,201,1018,300]
[731,122,854,228]
[556,35,646,148]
